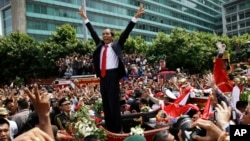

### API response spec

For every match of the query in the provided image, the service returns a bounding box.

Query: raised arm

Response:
[118,3,145,46]
[24,84,54,139]
[134,3,145,19]
[78,6,101,44]
[78,6,87,20]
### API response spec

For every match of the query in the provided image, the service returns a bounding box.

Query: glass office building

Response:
[0,0,231,42]
[222,0,250,37]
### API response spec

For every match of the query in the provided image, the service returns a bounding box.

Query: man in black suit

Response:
[54,97,72,130]
[79,3,145,133]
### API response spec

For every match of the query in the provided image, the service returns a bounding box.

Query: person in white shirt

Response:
[78,3,145,133]
[0,107,18,139]
[231,77,241,109]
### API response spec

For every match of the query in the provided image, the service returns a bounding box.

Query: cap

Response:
[156,92,164,97]
[58,97,71,106]
[165,89,177,99]
[124,135,146,141]
[0,107,8,116]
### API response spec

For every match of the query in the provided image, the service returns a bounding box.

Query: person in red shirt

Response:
[213,42,234,95]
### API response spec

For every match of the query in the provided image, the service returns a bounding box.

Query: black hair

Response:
[153,130,170,141]
[17,99,29,110]
[104,28,114,37]
[140,98,148,105]
[84,135,100,141]
[186,108,199,118]
[236,101,248,111]
[4,99,13,106]
[109,29,114,37]
[0,117,9,126]
[134,89,143,98]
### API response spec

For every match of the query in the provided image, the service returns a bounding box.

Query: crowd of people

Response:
[55,52,160,82]
[0,2,250,141]
[1,61,249,141]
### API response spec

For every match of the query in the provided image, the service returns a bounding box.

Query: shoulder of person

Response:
[55,113,64,118]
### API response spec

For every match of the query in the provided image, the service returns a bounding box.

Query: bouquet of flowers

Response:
[130,125,145,136]
[140,106,151,113]
[67,105,106,141]
[92,98,103,115]
[241,90,250,101]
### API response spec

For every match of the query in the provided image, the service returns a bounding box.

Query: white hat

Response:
[165,89,177,99]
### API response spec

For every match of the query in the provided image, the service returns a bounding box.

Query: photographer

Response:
[191,118,229,141]
[170,101,231,141]
[190,101,231,141]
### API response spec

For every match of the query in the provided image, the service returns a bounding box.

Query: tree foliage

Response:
[0,24,250,84]
[0,32,38,83]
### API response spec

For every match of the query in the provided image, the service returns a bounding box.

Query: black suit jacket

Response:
[85,20,136,79]
[54,112,70,130]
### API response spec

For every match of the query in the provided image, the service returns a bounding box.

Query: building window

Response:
[232,24,237,30]
[3,8,12,35]
[226,6,236,14]
[246,11,250,18]
[239,13,245,19]
[231,15,237,22]
[239,2,246,10]
[41,5,47,14]
[227,25,231,31]
[240,23,245,28]
[34,5,40,13]
[246,21,250,27]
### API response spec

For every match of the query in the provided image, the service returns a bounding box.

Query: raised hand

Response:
[14,127,54,141]
[191,118,223,141]
[216,42,226,54]
[215,101,231,130]
[78,6,87,20]
[135,3,145,19]
[24,84,54,139]
[205,73,216,89]
[24,84,50,117]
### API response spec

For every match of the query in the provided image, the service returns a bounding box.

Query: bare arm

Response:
[146,88,159,104]
[24,84,54,139]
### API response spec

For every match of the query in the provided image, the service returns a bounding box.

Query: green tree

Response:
[0,32,38,84]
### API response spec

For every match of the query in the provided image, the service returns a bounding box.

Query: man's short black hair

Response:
[109,29,114,37]
[153,130,170,141]
[4,99,13,106]
[17,99,29,110]
[0,117,9,126]
[84,135,99,141]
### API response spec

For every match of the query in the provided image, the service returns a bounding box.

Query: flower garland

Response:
[140,106,152,113]
[67,105,106,141]
[92,98,103,114]
[130,125,145,136]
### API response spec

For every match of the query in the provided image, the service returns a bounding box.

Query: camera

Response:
[169,115,206,141]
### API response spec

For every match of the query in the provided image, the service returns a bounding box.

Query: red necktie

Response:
[101,45,108,77]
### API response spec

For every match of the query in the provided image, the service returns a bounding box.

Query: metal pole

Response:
[82,0,88,41]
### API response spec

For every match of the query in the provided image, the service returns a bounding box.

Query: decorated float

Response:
[57,100,172,141]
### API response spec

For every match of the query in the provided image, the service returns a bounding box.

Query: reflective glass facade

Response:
[223,0,250,36]
[0,0,230,42]
[0,0,11,35]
